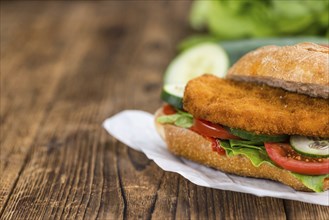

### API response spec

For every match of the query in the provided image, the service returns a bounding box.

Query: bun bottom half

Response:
[155,109,329,192]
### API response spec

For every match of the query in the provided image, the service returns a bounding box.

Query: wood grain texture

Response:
[1,1,328,220]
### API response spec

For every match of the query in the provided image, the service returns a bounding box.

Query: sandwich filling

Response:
[158,74,329,192]
[157,104,329,192]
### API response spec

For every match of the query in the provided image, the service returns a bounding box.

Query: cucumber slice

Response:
[164,43,229,84]
[290,136,329,158]
[230,128,288,142]
[161,84,185,109]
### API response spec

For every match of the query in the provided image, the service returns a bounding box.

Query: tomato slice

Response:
[265,143,329,175]
[191,119,240,140]
[163,104,176,115]
[189,127,226,155]
[208,137,226,155]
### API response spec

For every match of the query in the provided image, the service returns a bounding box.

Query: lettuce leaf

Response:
[189,0,329,39]
[220,141,273,167]
[229,139,263,149]
[220,140,328,192]
[157,111,193,128]
[292,173,329,193]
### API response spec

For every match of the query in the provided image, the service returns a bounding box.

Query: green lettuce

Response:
[220,141,272,167]
[220,140,328,192]
[229,139,263,149]
[292,173,329,193]
[157,111,193,128]
[190,0,329,40]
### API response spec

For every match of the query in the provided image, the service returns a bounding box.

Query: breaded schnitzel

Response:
[183,74,329,138]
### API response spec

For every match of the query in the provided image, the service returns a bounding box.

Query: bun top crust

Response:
[227,42,329,98]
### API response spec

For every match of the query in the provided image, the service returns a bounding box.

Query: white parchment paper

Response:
[103,110,329,206]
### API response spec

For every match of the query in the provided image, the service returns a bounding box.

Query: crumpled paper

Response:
[103,110,329,206]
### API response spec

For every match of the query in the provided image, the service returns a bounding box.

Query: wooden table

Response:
[1,1,328,219]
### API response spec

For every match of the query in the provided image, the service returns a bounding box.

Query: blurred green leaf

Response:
[189,0,329,40]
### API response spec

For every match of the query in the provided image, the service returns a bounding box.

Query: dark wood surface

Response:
[1,1,328,219]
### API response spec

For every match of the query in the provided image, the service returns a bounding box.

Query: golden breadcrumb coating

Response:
[183,74,329,137]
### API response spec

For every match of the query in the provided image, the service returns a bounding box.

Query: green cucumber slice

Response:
[161,84,185,109]
[290,136,329,158]
[230,128,288,142]
[164,43,229,84]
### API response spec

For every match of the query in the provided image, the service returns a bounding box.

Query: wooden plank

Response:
[152,176,286,219]
[2,1,124,217]
[0,2,94,213]
[284,200,329,219]
[0,1,185,219]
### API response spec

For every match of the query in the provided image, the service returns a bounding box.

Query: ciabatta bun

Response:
[227,42,329,99]
[155,108,329,192]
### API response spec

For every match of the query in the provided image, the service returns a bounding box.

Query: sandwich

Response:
[155,42,329,192]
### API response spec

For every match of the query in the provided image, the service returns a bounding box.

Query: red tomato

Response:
[208,137,226,155]
[265,143,329,175]
[191,119,240,140]
[163,104,176,115]
[189,127,226,155]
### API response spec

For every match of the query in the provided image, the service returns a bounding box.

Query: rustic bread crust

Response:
[227,42,329,99]
[155,108,329,192]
